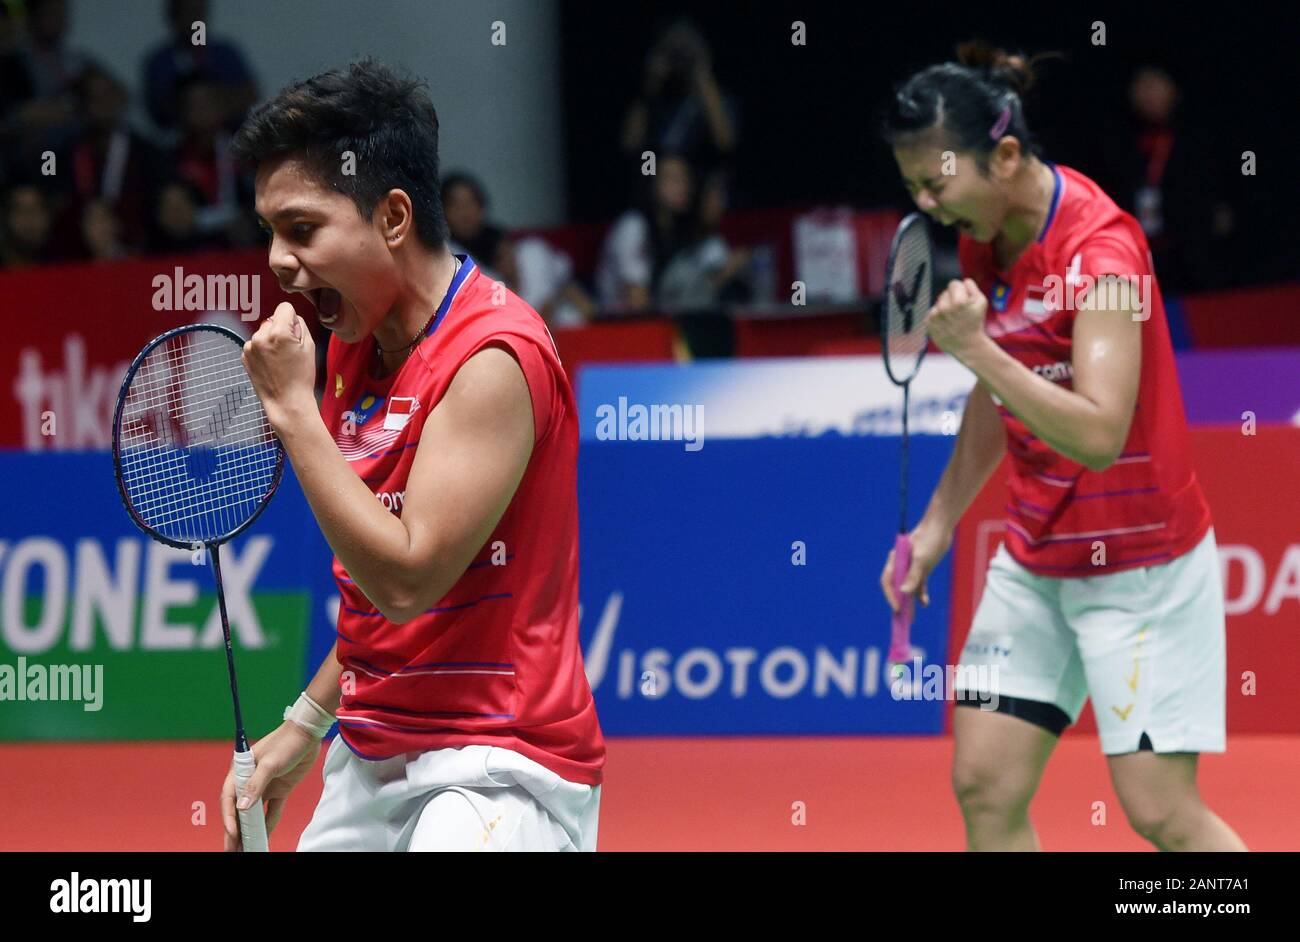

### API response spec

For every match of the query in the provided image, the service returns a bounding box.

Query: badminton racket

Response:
[112,323,284,852]
[880,212,933,672]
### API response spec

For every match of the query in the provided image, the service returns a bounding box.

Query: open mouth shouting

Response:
[311,287,343,326]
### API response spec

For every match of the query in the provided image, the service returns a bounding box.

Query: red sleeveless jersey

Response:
[320,256,605,785]
[959,163,1211,576]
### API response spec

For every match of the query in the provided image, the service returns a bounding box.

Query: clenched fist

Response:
[241,301,317,432]
[924,278,989,361]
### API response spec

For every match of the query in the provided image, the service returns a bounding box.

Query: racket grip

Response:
[888,533,915,665]
[233,747,269,853]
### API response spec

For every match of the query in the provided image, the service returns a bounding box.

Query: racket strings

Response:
[120,428,278,538]
[882,218,933,383]
[120,442,276,537]
[117,330,280,545]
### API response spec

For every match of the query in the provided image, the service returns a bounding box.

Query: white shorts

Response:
[297,737,601,852]
[956,527,1226,755]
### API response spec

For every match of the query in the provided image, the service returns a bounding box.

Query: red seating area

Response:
[733,312,867,358]
[552,310,879,386]
[552,319,681,389]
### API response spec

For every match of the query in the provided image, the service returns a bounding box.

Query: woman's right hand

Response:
[220,721,322,851]
[881,521,953,613]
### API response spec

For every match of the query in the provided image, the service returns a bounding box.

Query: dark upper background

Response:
[559,1,1298,286]
[1,0,1294,294]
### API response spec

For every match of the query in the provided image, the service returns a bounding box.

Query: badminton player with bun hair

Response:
[878,42,1245,851]
[217,58,604,851]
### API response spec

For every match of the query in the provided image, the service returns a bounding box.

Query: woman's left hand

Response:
[242,302,317,433]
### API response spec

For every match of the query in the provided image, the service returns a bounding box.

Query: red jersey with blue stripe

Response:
[320,255,605,785]
[959,163,1211,576]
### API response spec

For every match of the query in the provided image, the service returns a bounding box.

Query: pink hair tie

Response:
[989,104,1012,140]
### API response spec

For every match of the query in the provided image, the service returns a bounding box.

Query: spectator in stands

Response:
[0,4,33,188]
[11,0,89,107]
[501,237,597,328]
[79,197,126,261]
[54,64,160,253]
[441,171,508,274]
[1100,66,1233,294]
[656,169,751,312]
[1,183,55,267]
[443,170,595,327]
[170,74,250,243]
[621,19,737,180]
[3,0,90,172]
[0,3,33,127]
[596,153,697,313]
[148,178,228,255]
[142,0,258,136]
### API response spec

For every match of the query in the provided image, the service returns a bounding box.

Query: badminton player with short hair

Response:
[218,58,604,851]
[878,42,1245,851]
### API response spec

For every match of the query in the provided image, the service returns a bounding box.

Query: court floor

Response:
[2,734,1294,851]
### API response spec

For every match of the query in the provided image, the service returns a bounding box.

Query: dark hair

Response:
[440,171,488,210]
[231,58,448,246]
[883,41,1059,169]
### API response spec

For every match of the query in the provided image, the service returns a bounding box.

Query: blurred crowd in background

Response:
[0,1,1288,326]
[0,0,260,266]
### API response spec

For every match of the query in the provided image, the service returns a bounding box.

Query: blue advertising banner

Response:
[0,453,328,739]
[576,436,955,735]
[2,356,962,739]
[576,355,977,441]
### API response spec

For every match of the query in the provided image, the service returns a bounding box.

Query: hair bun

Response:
[956,40,1037,94]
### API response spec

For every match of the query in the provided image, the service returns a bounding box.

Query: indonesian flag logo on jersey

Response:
[1027,251,1082,316]
[987,279,1054,337]
[1024,282,1048,316]
[336,392,421,462]
[383,396,419,431]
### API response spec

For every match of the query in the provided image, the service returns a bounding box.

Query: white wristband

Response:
[284,691,335,739]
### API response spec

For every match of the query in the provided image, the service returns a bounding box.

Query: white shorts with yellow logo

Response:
[956,527,1226,755]
[297,737,601,851]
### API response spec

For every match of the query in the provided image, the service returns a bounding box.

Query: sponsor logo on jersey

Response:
[990,279,1011,312]
[348,394,385,429]
[1033,360,1074,383]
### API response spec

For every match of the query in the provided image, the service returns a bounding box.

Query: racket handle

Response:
[888,533,915,665]
[233,747,269,853]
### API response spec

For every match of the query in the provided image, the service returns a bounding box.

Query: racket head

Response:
[112,323,284,550]
[880,212,935,386]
